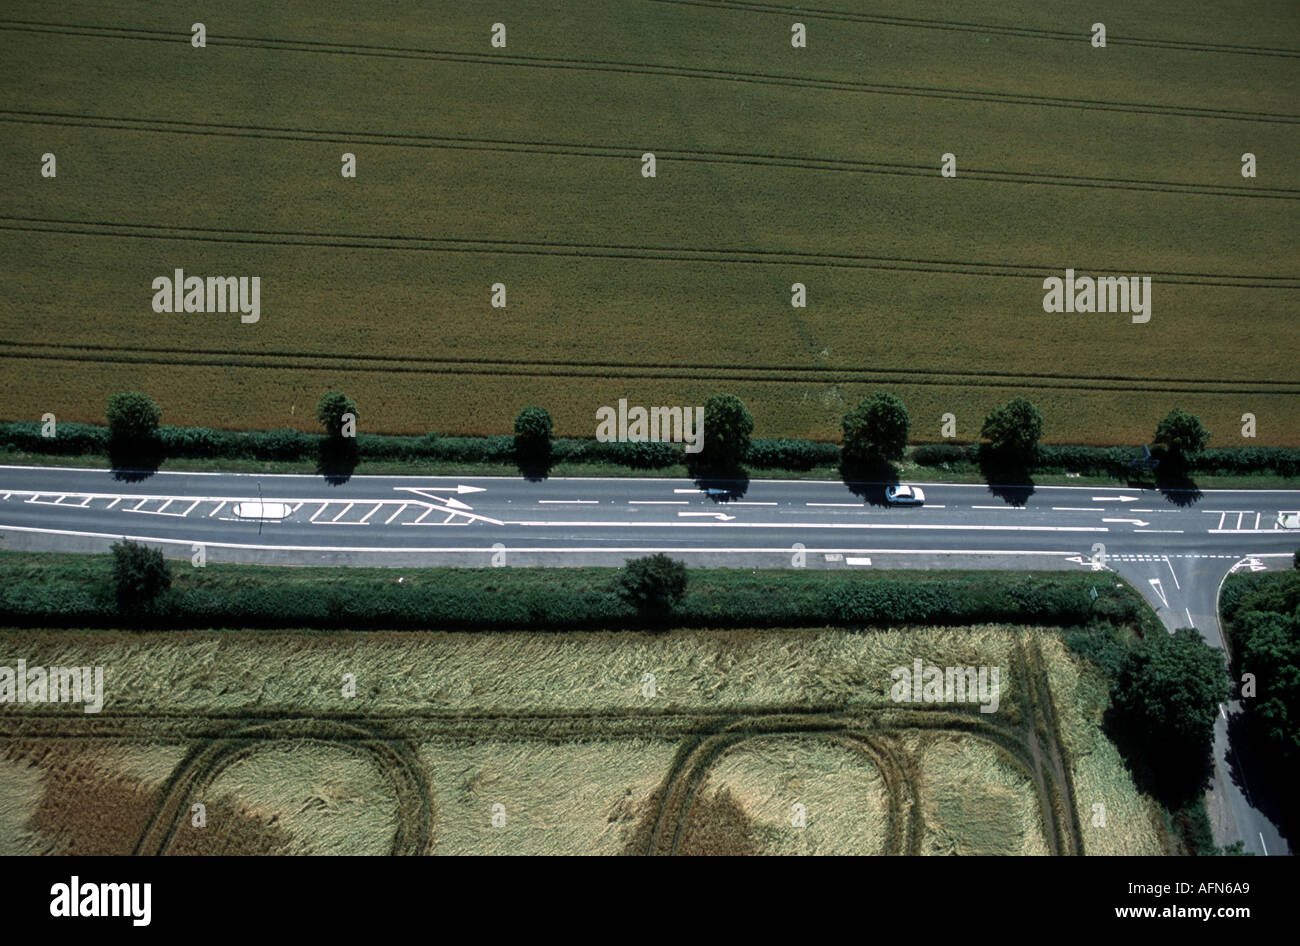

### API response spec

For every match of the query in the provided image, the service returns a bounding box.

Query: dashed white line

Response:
[538,500,598,504]
[806,503,861,508]
[628,500,687,505]
[1053,507,1104,512]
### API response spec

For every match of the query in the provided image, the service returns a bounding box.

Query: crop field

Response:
[0,626,1168,855]
[0,0,1297,445]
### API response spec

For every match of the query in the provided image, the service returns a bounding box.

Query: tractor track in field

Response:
[1,341,1295,398]
[3,21,1298,124]
[4,686,1080,856]
[4,217,1298,289]
[5,109,1297,201]
[646,0,1300,60]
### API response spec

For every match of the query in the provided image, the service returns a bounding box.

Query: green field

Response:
[0,625,1169,855]
[1,0,1296,444]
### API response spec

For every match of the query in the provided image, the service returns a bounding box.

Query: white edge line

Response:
[0,524,1088,555]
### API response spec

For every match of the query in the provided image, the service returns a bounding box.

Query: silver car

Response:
[885,485,926,506]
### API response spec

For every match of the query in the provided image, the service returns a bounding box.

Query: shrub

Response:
[618,554,689,620]
[980,398,1043,465]
[841,393,909,462]
[106,392,161,445]
[316,392,358,439]
[110,540,171,612]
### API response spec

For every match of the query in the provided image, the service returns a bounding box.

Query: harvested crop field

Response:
[0,0,1296,445]
[0,626,1168,855]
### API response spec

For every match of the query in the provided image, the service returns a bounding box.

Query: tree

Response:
[842,393,909,463]
[698,394,753,471]
[1154,407,1209,463]
[316,391,358,439]
[980,397,1043,465]
[106,392,161,445]
[513,406,553,455]
[618,553,688,619]
[1112,628,1229,767]
[111,540,171,612]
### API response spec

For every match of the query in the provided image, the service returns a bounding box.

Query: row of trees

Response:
[104,388,1213,474]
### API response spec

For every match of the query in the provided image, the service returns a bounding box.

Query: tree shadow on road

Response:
[108,437,162,483]
[1226,707,1295,848]
[838,456,898,506]
[976,446,1035,506]
[690,472,750,501]
[316,437,359,485]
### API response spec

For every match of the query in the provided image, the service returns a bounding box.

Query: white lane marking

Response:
[1217,512,1226,529]
[1254,512,1261,529]
[1148,579,1169,608]
[971,505,1022,510]
[538,500,598,504]
[105,498,121,509]
[1186,607,1195,627]
[157,499,173,513]
[208,501,226,518]
[1219,704,1228,720]
[309,503,328,522]
[673,489,699,494]
[1164,556,1181,590]
[384,504,407,524]
[679,512,736,521]
[845,557,872,565]
[629,500,687,505]
[1092,495,1139,502]
[331,503,355,523]
[359,503,383,524]
[506,520,1106,532]
[131,498,147,511]
[1261,834,1269,856]
[1053,507,1104,512]
[806,503,860,508]
[412,505,433,524]
[1102,518,1149,526]
[0,523,1086,555]
[1237,512,1245,529]
[1134,529,1184,534]
[290,503,303,514]
[179,499,200,516]
[729,502,778,506]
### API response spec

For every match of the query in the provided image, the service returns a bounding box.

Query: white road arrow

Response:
[1102,518,1149,527]
[678,512,736,521]
[395,486,484,502]
[1148,578,1169,608]
[1092,495,1139,502]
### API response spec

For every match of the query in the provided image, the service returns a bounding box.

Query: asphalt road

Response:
[0,465,1296,570]
[1,463,1296,854]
